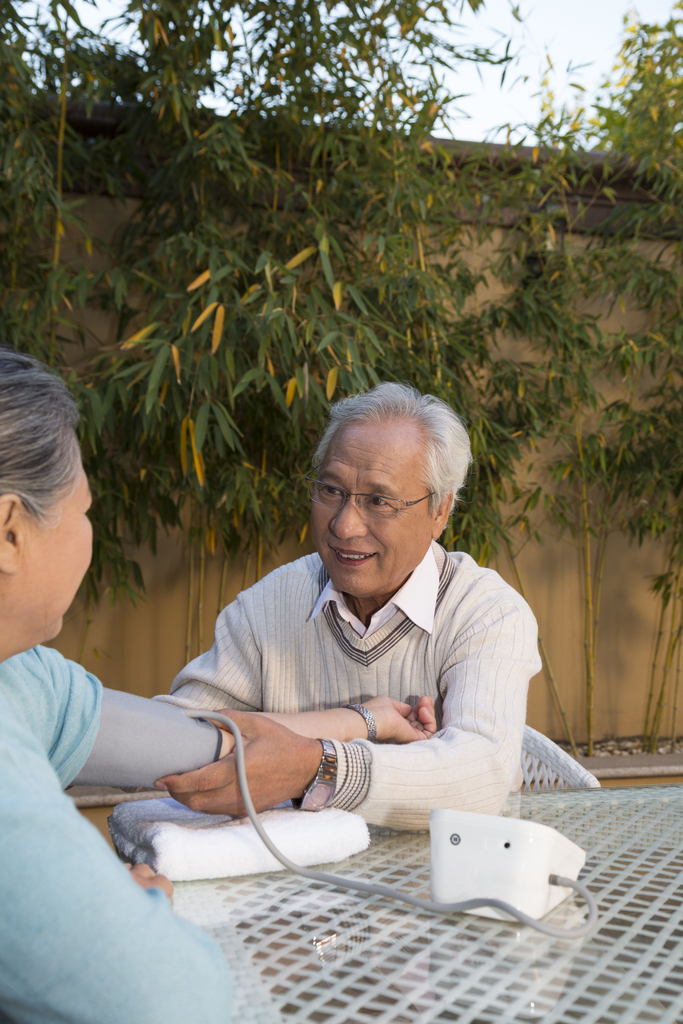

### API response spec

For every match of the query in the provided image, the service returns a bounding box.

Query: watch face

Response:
[305,783,334,811]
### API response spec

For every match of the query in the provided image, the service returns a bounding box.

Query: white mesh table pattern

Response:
[172,786,683,1024]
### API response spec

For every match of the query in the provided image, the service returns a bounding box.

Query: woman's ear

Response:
[0,496,27,575]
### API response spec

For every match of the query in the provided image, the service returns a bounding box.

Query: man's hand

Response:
[364,694,437,743]
[155,709,323,815]
[125,862,174,899]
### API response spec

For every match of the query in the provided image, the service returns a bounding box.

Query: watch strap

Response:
[294,738,338,811]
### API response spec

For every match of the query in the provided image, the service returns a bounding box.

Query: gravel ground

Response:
[556,736,683,757]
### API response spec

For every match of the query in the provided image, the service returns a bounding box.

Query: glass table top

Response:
[172,785,683,1024]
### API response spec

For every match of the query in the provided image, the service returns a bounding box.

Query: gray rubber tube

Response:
[186,710,600,940]
[73,690,222,788]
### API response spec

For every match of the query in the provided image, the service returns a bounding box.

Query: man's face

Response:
[310,419,451,611]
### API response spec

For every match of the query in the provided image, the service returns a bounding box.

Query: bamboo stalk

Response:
[241,553,251,593]
[592,527,608,660]
[648,566,683,752]
[671,611,683,753]
[197,530,206,656]
[505,538,579,757]
[217,552,228,617]
[643,562,672,747]
[575,402,595,756]
[185,538,195,666]
[256,537,263,582]
[77,592,93,666]
[53,18,69,268]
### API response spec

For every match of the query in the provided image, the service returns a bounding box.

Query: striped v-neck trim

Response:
[318,545,457,667]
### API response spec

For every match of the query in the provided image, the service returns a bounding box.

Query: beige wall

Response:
[45,196,668,744]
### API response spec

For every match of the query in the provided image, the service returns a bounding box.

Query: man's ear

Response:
[0,495,28,575]
[431,492,453,539]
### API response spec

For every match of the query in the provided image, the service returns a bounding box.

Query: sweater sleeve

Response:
[338,593,541,830]
[156,592,265,711]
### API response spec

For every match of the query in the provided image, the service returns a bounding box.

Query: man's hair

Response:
[0,347,81,522]
[312,382,472,513]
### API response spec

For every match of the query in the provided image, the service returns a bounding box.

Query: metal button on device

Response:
[450,834,461,846]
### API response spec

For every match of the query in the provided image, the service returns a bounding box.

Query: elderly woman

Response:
[0,349,438,1023]
[0,348,234,1023]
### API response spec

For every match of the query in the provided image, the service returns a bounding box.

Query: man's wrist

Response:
[293,739,338,810]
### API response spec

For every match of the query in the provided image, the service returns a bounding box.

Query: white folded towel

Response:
[108,798,371,882]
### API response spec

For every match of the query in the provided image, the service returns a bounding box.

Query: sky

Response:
[67,0,679,142]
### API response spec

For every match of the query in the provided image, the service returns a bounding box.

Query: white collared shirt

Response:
[309,545,440,638]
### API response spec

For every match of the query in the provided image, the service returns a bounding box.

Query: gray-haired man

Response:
[156,383,541,830]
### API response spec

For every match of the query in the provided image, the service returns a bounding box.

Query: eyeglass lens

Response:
[307,480,401,519]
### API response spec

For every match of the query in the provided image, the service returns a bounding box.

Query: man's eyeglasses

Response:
[305,475,434,520]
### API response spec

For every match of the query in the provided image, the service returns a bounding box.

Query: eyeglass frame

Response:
[304,474,435,518]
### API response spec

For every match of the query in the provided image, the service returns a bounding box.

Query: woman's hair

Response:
[0,347,81,522]
[312,382,472,513]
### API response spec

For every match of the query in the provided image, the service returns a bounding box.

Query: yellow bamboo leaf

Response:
[650,106,659,123]
[326,366,338,401]
[188,419,205,487]
[284,246,317,271]
[285,377,297,407]
[121,322,157,348]
[191,301,219,332]
[85,238,93,256]
[205,528,216,555]
[532,146,539,164]
[333,282,342,310]
[171,344,181,383]
[299,522,309,545]
[187,269,211,292]
[211,304,225,353]
[266,353,276,377]
[240,283,261,303]
[319,235,330,254]
[159,379,169,406]
[180,416,189,476]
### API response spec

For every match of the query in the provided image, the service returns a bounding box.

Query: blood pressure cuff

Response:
[73,688,223,789]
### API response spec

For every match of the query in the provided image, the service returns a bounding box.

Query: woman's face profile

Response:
[20,468,93,645]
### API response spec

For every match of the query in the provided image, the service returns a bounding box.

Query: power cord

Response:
[185,710,599,939]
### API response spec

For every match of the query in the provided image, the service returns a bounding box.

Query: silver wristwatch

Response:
[295,739,338,811]
[344,703,378,742]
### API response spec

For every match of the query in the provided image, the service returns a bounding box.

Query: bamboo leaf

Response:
[326,366,338,401]
[171,344,181,383]
[188,419,205,487]
[144,345,169,413]
[285,377,297,407]
[333,282,343,310]
[211,304,225,353]
[285,246,317,270]
[194,402,211,452]
[187,269,211,292]
[121,322,158,347]
[180,416,189,476]
[191,302,219,332]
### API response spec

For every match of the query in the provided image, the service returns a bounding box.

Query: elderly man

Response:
[154,383,541,829]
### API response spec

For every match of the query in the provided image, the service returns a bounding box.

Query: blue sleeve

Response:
[0,652,233,1024]
[0,646,102,786]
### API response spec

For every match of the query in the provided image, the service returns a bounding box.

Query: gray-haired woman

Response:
[0,348,232,1024]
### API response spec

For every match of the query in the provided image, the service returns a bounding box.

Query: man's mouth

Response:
[332,549,376,565]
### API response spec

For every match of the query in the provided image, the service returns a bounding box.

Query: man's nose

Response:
[329,496,368,536]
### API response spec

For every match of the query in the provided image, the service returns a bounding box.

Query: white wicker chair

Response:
[521,725,600,791]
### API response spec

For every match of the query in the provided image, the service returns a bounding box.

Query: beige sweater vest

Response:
[161,543,541,829]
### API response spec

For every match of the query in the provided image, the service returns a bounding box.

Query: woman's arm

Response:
[75,690,437,790]
[254,694,436,745]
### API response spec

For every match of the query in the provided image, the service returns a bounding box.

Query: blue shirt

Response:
[0,646,232,1024]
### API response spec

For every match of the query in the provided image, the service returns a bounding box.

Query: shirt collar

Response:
[309,544,439,635]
